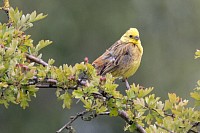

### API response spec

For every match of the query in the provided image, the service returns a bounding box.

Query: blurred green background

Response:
[1,0,200,133]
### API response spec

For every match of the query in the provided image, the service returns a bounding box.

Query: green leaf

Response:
[130,84,139,94]
[17,90,30,109]
[195,49,200,59]
[128,124,136,132]
[35,40,52,52]
[96,106,107,114]
[190,92,200,100]
[168,93,178,103]
[197,80,200,87]
[9,8,22,24]
[59,92,72,109]
[164,100,172,110]
[55,88,63,97]
[138,87,154,98]
[72,89,84,99]
[109,108,118,116]
[81,98,92,110]
[85,63,96,77]
[190,91,200,106]
[145,94,160,108]
[145,113,154,125]
[29,11,37,22]
[32,13,47,22]
[154,109,164,117]
[83,86,99,94]
[20,98,29,109]
[74,63,86,71]
[48,59,55,65]
[0,82,8,88]
[134,98,145,109]
[126,88,136,99]
[0,99,9,108]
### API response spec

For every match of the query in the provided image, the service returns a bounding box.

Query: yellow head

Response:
[120,28,141,44]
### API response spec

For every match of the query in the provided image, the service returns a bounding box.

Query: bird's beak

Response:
[134,36,140,41]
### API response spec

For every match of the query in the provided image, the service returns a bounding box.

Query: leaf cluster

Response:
[0,8,51,108]
[0,8,199,133]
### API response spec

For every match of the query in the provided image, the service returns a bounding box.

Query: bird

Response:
[92,28,143,89]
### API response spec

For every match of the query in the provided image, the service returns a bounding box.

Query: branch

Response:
[0,0,10,20]
[28,77,87,90]
[25,53,89,90]
[56,110,89,133]
[97,110,146,133]
[164,112,175,118]
[187,122,200,133]
[155,123,175,133]
[118,110,146,133]
[56,110,146,133]
[25,54,48,66]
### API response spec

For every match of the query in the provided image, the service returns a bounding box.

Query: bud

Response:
[0,44,4,48]
[100,76,106,82]
[84,57,89,63]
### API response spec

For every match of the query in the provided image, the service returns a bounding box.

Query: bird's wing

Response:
[92,40,131,76]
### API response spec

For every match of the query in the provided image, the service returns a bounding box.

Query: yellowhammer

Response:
[92,28,143,88]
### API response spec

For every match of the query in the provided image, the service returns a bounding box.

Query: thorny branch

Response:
[33,77,87,90]
[118,110,146,133]
[155,123,175,133]
[56,110,89,133]
[56,110,147,133]
[155,122,200,133]
[187,122,200,133]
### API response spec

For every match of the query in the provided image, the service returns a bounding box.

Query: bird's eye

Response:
[129,35,133,38]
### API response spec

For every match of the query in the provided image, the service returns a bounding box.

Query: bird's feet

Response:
[123,78,130,90]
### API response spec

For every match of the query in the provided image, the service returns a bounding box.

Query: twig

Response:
[118,110,146,133]
[25,53,89,90]
[155,123,175,133]
[187,122,200,133]
[56,110,89,133]
[98,111,110,116]
[189,130,199,133]
[164,112,175,118]
[56,110,146,133]
[25,54,48,66]
[97,110,146,133]
[0,0,10,20]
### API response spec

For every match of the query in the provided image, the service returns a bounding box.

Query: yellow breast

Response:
[111,43,143,79]
[122,44,142,79]
[122,59,141,78]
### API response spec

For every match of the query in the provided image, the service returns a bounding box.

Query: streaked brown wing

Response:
[92,40,131,76]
